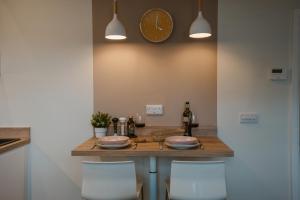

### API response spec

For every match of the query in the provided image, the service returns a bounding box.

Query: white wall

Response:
[0,0,93,199]
[218,0,299,199]
[290,8,300,200]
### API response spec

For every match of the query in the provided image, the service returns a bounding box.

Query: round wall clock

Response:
[140,8,173,43]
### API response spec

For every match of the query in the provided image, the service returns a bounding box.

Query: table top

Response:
[71,135,234,158]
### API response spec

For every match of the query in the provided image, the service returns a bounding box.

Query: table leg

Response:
[149,156,157,200]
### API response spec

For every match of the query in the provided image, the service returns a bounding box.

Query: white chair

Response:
[166,160,227,200]
[81,161,143,200]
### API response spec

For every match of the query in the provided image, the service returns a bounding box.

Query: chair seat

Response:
[165,161,227,200]
[81,161,143,200]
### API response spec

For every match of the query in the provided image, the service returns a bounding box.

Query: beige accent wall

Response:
[93,0,217,126]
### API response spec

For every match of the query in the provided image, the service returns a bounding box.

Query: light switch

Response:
[146,105,164,115]
[269,67,288,81]
[239,112,258,124]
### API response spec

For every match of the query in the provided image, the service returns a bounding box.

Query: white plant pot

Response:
[94,128,107,138]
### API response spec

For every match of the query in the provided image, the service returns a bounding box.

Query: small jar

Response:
[119,117,127,136]
[112,118,119,135]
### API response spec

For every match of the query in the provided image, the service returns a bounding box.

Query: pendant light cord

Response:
[113,0,117,14]
[198,0,202,12]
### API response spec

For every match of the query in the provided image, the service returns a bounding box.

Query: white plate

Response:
[98,136,129,145]
[165,136,198,145]
[97,140,131,149]
[165,142,199,150]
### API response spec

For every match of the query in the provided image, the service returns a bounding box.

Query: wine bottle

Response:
[127,116,137,138]
[182,102,193,136]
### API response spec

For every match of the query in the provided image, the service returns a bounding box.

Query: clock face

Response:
[140,8,173,43]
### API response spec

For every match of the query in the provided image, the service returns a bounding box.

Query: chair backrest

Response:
[81,161,137,200]
[170,160,227,200]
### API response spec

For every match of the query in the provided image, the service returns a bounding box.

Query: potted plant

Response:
[91,112,111,138]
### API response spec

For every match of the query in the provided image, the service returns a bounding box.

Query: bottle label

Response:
[183,117,189,122]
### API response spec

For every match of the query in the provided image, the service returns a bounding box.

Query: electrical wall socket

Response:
[146,105,163,115]
[239,112,258,124]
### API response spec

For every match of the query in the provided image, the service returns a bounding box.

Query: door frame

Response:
[289,9,300,200]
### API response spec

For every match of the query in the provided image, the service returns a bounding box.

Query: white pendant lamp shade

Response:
[189,11,211,38]
[105,14,126,40]
[105,0,126,40]
[189,0,212,39]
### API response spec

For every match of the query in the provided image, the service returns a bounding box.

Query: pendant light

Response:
[105,0,126,40]
[189,0,212,39]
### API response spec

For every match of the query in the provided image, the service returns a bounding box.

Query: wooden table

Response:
[72,135,234,200]
[72,136,233,157]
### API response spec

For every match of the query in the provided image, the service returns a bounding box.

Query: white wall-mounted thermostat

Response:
[269,68,288,81]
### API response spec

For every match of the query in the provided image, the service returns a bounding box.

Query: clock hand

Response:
[156,15,163,31]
